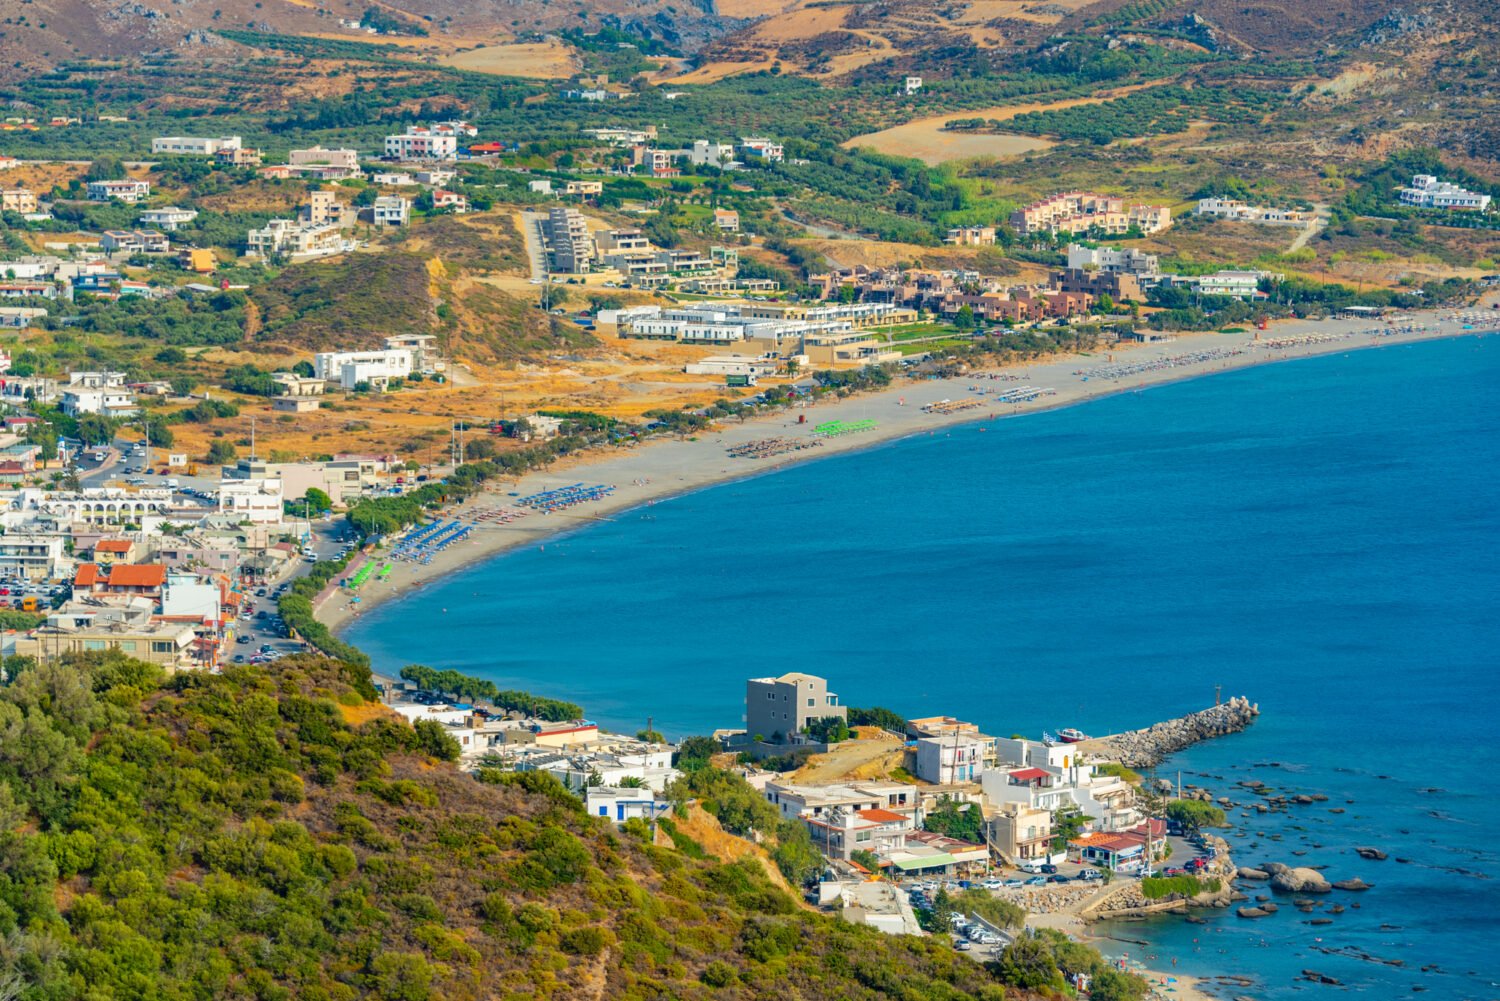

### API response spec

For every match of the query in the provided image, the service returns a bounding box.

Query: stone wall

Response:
[1079,697,1259,768]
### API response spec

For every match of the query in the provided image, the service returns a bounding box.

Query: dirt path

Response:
[790,732,906,784]
[1286,202,1332,253]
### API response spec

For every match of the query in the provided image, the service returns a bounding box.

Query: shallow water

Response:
[349,335,1500,998]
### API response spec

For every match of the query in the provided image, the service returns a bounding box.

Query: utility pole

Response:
[250,416,257,462]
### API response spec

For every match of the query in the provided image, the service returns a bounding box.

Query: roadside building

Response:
[152,135,241,156]
[86,180,150,204]
[139,206,198,231]
[313,348,413,391]
[1398,174,1491,211]
[384,126,458,161]
[987,802,1054,863]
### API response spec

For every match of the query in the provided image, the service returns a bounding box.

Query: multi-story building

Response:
[1398,174,1492,211]
[763,779,917,824]
[987,803,1055,863]
[313,348,413,391]
[217,478,284,524]
[301,190,347,227]
[152,135,241,156]
[738,138,784,163]
[745,671,846,743]
[542,207,594,273]
[689,140,736,166]
[1050,268,1143,302]
[384,334,443,374]
[139,206,198,231]
[1065,243,1160,277]
[289,146,361,172]
[1,188,37,213]
[86,180,150,204]
[1010,192,1171,236]
[1194,198,1307,226]
[245,219,347,260]
[943,225,995,246]
[713,208,740,232]
[563,180,603,197]
[914,734,989,784]
[431,189,468,213]
[384,127,458,161]
[60,387,138,418]
[100,230,169,254]
[215,146,263,167]
[0,534,64,579]
[372,195,410,227]
[8,610,198,670]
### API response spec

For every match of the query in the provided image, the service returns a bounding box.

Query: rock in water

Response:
[1333,878,1372,891]
[1238,867,1270,880]
[1355,847,1388,861]
[1271,867,1333,893]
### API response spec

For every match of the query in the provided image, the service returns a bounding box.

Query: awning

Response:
[1009,767,1048,781]
[891,853,958,872]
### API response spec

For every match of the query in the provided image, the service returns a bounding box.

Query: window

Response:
[767,692,773,699]
[807,698,814,707]
[151,641,174,653]
[84,640,105,651]
[119,641,136,652]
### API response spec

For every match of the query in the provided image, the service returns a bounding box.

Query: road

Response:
[1286,202,1332,253]
[520,210,548,281]
[225,518,356,666]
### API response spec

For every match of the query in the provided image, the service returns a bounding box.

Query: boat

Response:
[1057,728,1090,743]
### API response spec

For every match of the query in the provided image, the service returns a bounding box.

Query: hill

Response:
[0,650,1077,999]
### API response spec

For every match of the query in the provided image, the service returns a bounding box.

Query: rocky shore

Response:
[1079,697,1259,767]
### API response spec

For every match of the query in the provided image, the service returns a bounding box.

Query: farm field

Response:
[442,41,579,78]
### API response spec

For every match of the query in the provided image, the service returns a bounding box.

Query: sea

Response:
[347,335,1500,1000]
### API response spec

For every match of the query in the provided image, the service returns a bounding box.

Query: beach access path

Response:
[319,306,1498,633]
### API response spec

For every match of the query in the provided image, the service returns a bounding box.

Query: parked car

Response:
[1039,864,1057,874]
[1047,874,1070,884]
[954,940,971,951]
[1078,868,1103,881]
[981,879,1004,891]
[1024,876,1047,886]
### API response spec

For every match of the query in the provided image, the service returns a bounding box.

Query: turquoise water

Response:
[348,336,1500,999]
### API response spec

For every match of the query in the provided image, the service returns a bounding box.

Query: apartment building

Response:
[217,478,284,524]
[1010,192,1171,236]
[914,734,989,784]
[372,195,410,226]
[245,219,346,260]
[1398,174,1492,211]
[689,140,736,166]
[313,348,413,390]
[100,230,169,254]
[943,225,995,246]
[1,188,37,213]
[152,135,241,156]
[301,189,347,227]
[738,138,784,162]
[139,206,198,231]
[1051,267,1144,302]
[87,180,150,204]
[745,671,846,743]
[384,126,458,161]
[289,146,361,171]
[542,207,594,273]
[1065,243,1160,276]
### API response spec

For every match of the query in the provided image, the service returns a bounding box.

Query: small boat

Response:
[1057,728,1090,743]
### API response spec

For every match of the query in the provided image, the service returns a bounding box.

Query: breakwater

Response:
[1079,697,1258,767]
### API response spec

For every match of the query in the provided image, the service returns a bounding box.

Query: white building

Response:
[313,349,413,391]
[372,195,410,227]
[384,127,458,162]
[60,388,137,418]
[528,179,553,195]
[86,180,150,204]
[1194,198,1307,226]
[585,786,668,823]
[738,138,784,163]
[689,140,736,167]
[1066,243,1160,276]
[217,478,284,525]
[0,534,64,579]
[914,734,988,785]
[152,136,241,156]
[981,738,1141,832]
[289,146,361,171]
[902,76,923,95]
[245,219,348,260]
[1398,174,1492,211]
[139,207,198,231]
[160,572,222,622]
[1193,270,1267,299]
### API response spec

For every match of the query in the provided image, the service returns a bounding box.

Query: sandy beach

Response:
[321,307,1498,635]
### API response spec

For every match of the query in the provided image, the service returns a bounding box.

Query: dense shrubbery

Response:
[1142,874,1221,899]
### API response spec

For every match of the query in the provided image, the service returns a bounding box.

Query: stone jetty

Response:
[1077,697,1259,767]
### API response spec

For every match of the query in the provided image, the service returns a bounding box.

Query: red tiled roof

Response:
[74,563,100,587]
[95,539,132,553]
[105,564,166,587]
[857,808,908,824]
[1009,767,1048,782]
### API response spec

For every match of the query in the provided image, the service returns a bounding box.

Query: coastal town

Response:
[0,9,1495,997]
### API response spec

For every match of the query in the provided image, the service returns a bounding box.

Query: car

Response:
[981,879,1004,891]
[1039,864,1057,874]
[1164,867,1186,876]
[1025,876,1046,886]
[237,635,250,644]
[255,610,268,619]
[954,940,971,951]
[1048,874,1070,884]
[255,588,267,597]
[1078,869,1103,881]
[232,655,245,663]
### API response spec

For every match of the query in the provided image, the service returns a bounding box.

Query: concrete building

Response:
[763,779,917,824]
[987,802,1054,863]
[372,195,410,227]
[738,138,784,163]
[713,208,740,232]
[745,672,846,743]
[100,230,169,254]
[139,207,198,231]
[289,146,361,171]
[384,334,443,374]
[9,611,198,670]
[60,387,138,418]
[542,207,594,273]
[217,478,284,524]
[944,225,995,246]
[1398,174,1492,211]
[0,533,64,579]
[1011,192,1171,237]
[301,190,347,227]
[585,786,668,823]
[86,180,150,204]
[221,456,384,505]
[914,733,989,785]
[313,348,413,391]
[245,219,347,260]
[1194,198,1307,226]
[689,140,735,166]
[384,127,458,161]
[902,75,923,95]
[1065,243,1160,276]
[1,188,37,213]
[152,136,241,156]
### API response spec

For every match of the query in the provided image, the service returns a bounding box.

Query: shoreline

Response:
[321,309,1496,637]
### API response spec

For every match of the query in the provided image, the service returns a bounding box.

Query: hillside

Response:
[0,650,1043,999]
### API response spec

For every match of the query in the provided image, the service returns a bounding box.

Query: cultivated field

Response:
[442,41,578,78]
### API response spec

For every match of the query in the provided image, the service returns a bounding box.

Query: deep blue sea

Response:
[348,335,1500,999]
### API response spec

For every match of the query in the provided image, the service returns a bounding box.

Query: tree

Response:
[635,728,665,743]
[770,820,822,885]
[206,440,236,464]
[804,715,850,744]
[169,375,198,397]
[848,706,906,732]
[1164,799,1226,830]
[673,735,720,771]
[292,360,315,378]
[924,796,984,842]
[76,414,117,446]
[850,848,882,873]
[301,488,333,514]
[953,305,976,329]
[997,935,1064,992]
